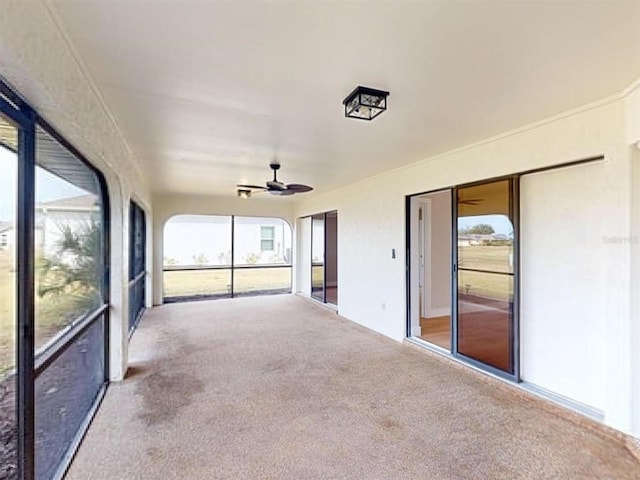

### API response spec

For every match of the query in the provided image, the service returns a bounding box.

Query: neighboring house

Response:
[163,215,291,267]
[458,234,507,246]
[35,194,100,257]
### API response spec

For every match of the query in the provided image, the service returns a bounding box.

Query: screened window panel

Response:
[35,318,105,480]
[0,114,18,480]
[34,126,104,353]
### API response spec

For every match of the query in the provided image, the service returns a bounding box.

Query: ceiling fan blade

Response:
[237,184,267,190]
[286,183,313,193]
[267,188,295,196]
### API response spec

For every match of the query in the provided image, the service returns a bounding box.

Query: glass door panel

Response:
[311,214,325,301]
[456,179,515,374]
[325,211,338,305]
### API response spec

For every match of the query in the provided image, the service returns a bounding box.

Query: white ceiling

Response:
[49,1,640,198]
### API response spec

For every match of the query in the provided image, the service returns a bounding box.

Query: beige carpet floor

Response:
[66,295,640,480]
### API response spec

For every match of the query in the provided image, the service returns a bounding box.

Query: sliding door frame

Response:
[406,156,605,383]
[310,213,325,303]
[307,210,338,305]
[452,176,519,381]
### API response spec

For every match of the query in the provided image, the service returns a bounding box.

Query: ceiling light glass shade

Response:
[343,86,389,120]
[237,189,251,199]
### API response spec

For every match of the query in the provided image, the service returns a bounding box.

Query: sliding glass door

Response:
[325,211,338,305]
[309,211,338,305]
[311,214,325,302]
[455,179,515,374]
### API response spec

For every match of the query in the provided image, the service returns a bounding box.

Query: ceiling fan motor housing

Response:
[267,180,286,190]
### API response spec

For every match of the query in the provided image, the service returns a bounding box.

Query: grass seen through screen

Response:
[0,248,100,375]
[0,250,15,376]
[163,267,291,298]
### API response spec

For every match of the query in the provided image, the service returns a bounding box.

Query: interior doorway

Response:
[310,210,338,306]
[409,191,452,350]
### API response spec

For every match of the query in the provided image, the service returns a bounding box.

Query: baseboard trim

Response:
[520,381,604,422]
[627,437,640,463]
[425,307,450,318]
[294,292,338,314]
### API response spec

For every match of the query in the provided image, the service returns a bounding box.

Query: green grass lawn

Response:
[458,245,512,273]
[0,250,97,375]
[163,267,292,298]
[0,251,15,376]
[458,245,513,301]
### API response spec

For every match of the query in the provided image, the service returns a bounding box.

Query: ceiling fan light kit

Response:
[343,85,389,120]
[237,189,251,199]
[236,161,313,198]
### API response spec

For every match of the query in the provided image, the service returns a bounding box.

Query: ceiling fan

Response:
[459,198,483,205]
[237,161,313,196]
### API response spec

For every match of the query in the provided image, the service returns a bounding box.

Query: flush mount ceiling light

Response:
[343,86,389,120]
[237,189,251,199]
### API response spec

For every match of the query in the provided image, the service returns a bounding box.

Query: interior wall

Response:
[294,95,637,434]
[626,82,640,146]
[520,162,606,413]
[631,145,640,439]
[427,191,451,317]
[152,193,295,305]
[0,1,152,381]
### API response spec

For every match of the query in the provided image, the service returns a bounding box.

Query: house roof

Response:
[37,194,99,211]
[0,221,13,233]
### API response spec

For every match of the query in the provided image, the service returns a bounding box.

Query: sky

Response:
[0,146,86,222]
[458,214,513,236]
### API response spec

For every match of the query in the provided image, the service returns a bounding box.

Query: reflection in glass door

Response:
[324,211,338,305]
[311,214,325,301]
[456,179,515,374]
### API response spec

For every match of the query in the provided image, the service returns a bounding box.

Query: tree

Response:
[192,253,209,265]
[37,218,103,319]
[164,257,178,266]
[467,224,494,234]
